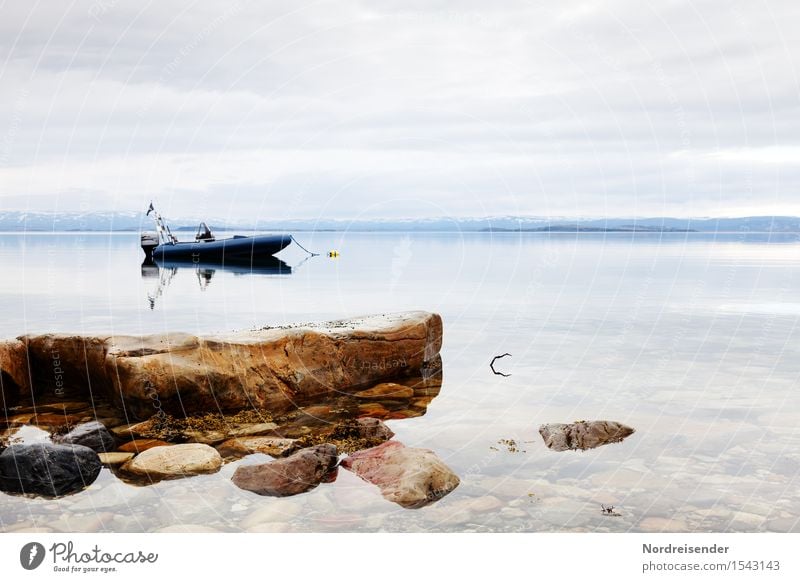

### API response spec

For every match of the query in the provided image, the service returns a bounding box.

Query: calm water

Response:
[1,231,800,532]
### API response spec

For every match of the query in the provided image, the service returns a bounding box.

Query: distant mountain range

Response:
[2,211,800,233]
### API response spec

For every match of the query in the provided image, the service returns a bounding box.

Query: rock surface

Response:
[350,417,395,441]
[217,436,298,458]
[122,443,222,480]
[0,442,102,496]
[341,441,460,508]
[53,421,115,452]
[231,444,339,497]
[353,382,414,400]
[0,340,31,410]
[21,311,442,418]
[183,422,279,444]
[539,420,635,451]
[98,452,134,465]
[117,439,172,453]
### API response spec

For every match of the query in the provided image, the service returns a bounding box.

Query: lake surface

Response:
[1,231,799,532]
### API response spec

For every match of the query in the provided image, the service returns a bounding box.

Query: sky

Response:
[0,0,799,220]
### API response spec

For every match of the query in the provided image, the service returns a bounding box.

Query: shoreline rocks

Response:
[232,444,339,497]
[539,420,635,452]
[341,441,460,508]
[14,311,442,418]
[0,442,102,496]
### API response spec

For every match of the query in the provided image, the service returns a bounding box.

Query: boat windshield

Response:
[196,222,215,242]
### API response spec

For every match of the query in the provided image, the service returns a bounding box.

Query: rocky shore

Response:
[1,312,459,508]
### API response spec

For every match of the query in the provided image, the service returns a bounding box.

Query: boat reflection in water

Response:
[141,255,293,309]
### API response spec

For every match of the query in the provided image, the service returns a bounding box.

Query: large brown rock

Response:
[539,420,635,451]
[341,441,460,508]
[231,444,339,496]
[20,312,443,419]
[0,340,32,410]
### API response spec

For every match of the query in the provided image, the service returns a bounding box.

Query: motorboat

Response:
[141,204,292,262]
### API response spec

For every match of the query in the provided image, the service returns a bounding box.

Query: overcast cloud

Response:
[1,0,798,220]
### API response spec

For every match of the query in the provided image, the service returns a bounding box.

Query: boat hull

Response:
[151,234,292,261]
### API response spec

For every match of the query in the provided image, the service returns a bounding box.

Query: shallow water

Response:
[1,231,799,532]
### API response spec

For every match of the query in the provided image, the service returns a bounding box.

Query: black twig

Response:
[490,353,512,377]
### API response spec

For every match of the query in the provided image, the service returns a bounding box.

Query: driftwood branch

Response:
[490,353,512,377]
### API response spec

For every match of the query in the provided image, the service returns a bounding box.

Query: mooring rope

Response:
[290,235,319,256]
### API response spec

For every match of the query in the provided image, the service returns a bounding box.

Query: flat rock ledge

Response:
[539,420,635,451]
[2,311,442,418]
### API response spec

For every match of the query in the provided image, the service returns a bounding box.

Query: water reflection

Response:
[141,256,293,309]
[1,361,453,508]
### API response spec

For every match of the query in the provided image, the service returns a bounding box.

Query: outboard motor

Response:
[140,231,159,261]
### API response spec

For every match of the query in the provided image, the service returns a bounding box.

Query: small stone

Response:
[232,444,339,497]
[156,524,221,533]
[122,443,222,480]
[217,436,298,458]
[354,383,414,400]
[37,401,91,414]
[98,452,135,465]
[30,412,82,428]
[765,517,798,532]
[184,422,279,444]
[639,516,688,532]
[118,439,172,453]
[427,495,503,525]
[351,418,394,441]
[53,421,116,453]
[356,403,391,419]
[240,500,302,528]
[246,522,290,533]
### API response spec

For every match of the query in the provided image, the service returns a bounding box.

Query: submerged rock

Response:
[231,444,339,497]
[292,417,395,454]
[183,422,279,444]
[53,421,115,452]
[350,417,394,441]
[98,452,134,465]
[122,443,222,480]
[21,311,443,418]
[539,420,635,452]
[353,383,414,400]
[0,442,102,497]
[341,441,460,508]
[0,339,31,410]
[217,436,298,458]
[117,439,172,453]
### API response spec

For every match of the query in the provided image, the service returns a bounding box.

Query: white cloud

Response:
[1,0,798,217]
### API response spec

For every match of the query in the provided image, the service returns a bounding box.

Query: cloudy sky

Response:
[0,0,798,220]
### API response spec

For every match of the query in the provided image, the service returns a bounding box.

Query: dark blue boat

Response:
[151,232,292,261]
[141,206,292,262]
